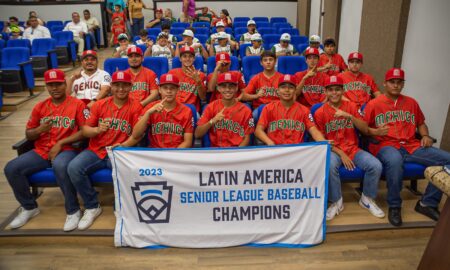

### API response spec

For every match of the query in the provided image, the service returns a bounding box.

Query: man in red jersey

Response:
[124,46,159,106]
[364,68,450,226]
[314,75,386,221]
[126,73,194,148]
[338,52,381,107]
[67,71,143,231]
[196,72,254,147]
[5,69,88,231]
[295,47,329,108]
[207,52,246,102]
[168,46,207,112]
[255,74,325,145]
[318,38,347,76]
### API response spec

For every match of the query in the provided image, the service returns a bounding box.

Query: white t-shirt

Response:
[152,44,172,66]
[22,25,51,43]
[214,44,232,55]
[246,46,263,55]
[63,21,88,38]
[82,17,99,31]
[115,44,136,58]
[272,43,297,55]
[240,31,257,44]
[72,69,111,100]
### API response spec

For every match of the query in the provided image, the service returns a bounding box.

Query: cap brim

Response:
[45,79,66,83]
[160,82,179,87]
[82,54,97,59]
[385,77,405,81]
[112,80,132,84]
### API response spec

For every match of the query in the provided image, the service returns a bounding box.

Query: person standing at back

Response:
[128,0,153,38]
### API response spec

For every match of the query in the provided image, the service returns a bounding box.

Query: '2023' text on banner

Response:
[108,142,330,248]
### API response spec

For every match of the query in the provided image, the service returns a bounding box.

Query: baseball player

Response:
[314,75,386,221]
[364,68,450,226]
[207,52,246,102]
[67,71,143,231]
[245,33,264,56]
[175,29,209,60]
[5,69,88,231]
[271,33,298,57]
[338,52,381,107]
[294,47,329,108]
[304,35,324,54]
[168,46,207,112]
[67,50,111,108]
[318,38,347,76]
[124,46,159,106]
[206,21,237,50]
[113,33,136,58]
[240,20,257,44]
[195,72,254,147]
[209,31,235,56]
[255,74,325,145]
[126,73,194,148]
[144,32,174,69]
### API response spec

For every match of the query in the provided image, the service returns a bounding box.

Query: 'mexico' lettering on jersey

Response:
[374,110,415,127]
[325,118,353,133]
[343,81,371,93]
[74,81,100,92]
[303,85,324,94]
[179,82,198,95]
[258,87,278,97]
[131,82,149,92]
[268,119,305,133]
[99,118,132,135]
[40,116,75,129]
[151,122,184,135]
[214,119,245,136]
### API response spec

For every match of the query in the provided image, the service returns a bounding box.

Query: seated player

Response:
[318,38,348,76]
[209,31,235,56]
[126,74,194,148]
[144,32,174,68]
[174,29,208,60]
[255,74,325,145]
[4,69,88,231]
[113,33,136,58]
[135,29,154,47]
[272,33,298,57]
[240,20,257,44]
[314,75,386,221]
[304,34,324,54]
[67,71,143,230]
[161,23,178,44]
[195,72,254,147]
[207,21,237,50]
[364,68,450,226]
[245,34,264,56]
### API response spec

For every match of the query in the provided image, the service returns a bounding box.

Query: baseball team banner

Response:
[108,142,330,248]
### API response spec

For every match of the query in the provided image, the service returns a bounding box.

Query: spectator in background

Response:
[181,0,196,23]
[23,16,51,44]
[164,8,177,24]
[209,31,235,56]
[64,12,88,58]
[3,17,24,33]
[144,32,174,68]
[161,23,178,44]
[305,35,324,55]
[272,33,298,57]
[106,0,126,15]
[146,9,168,28]
[113,33,135,58]
[9,26,23,40]
[245,34,263,56]
[240,20,257,44]
[175,29,208,60]
[195,7,215,24]
[136,29,154,47]
[112,4,127,27]
[82,10,100,50]
[129,0,153,38]
[111,17,127,47]
[28,11,44,26]
[211,9,232,28]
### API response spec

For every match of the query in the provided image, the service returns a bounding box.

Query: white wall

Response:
[309,0,321,37]
[337,0,362,59]
[401,0,450,144]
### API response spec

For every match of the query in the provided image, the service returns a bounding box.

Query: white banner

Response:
[108,142,330,248]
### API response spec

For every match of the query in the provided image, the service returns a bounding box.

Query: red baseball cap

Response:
[180,46,195,55]
[278,74,297,86]
[156,8,163,13]
[127,46,143,56]
[111,71,132,83]
[159,73,179,87]
[385,68,405,81]
[325,75,343,88]
[44,69,65,83]
[304,47,320,57]
[217,72,238,85]
[81,50,97,60]
[215,52,231,63]
[348,52,363,62]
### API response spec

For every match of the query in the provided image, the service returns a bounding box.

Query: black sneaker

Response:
[388,207,402,227]
[414,200,440,221]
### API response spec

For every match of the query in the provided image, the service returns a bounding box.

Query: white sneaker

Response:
[359,193,385,218]
[326,197,344,221]
[64,210,81,232]
[77,206,102,230]
[9,207,40,229]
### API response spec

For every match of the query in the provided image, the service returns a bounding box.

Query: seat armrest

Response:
[18,60,32,66]
[12,139,34,155]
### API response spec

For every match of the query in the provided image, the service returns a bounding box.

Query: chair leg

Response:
[355,181,363,196]
[406,179,423,196]
[31,187,43,199]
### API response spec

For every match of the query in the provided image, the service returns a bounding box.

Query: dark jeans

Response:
[131,17,144,38]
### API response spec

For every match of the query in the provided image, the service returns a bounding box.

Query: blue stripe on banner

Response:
[322,143,331,242]
[141,189,163,196]
[144,245,169,249]
[246,242,321,248]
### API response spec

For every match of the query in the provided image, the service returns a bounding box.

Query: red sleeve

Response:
[86,102,100,127]
[238,73,246,90]
[368,75,380,93]
[149,71,159,91]
[243,108,255,135]
[245,75,258,94]
[75,101,88,127]
[132,104,144,127]
[313,109,326,134]
[304,108,316,130]
[184,109,194,133]
[349,102,363,120]
[258,105,269,129]
[414,99,425,126]
[197,103,214,126]
[26,103,42,129]
[363,101,375,127]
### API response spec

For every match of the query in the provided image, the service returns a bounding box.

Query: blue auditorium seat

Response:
[291,35,308,46]
[279,28,300,36]
[234,27,247,36]
[53,31,77,65]
[28,167,113,186]
[0,47,35,93]
[277,56,307,75]
[46,20,63,30]
[272,22,292,32]
[239,43,252,59]
[0,39,5,49]
[170,27,185,35]
[270,17,287,24]
[50,25,64,34]
[172,56,204,70]
[143,57,169,79]
[193,27,209,36]
[234,17,250,23]
[212,27,233,35]
[195,34,208,45]
[242,56,263,83]
[146,28,161,37]
[297,43,309,54]
[192,22,210,28]
[206,56,239,74]
[255,22,271,29]
[262,34,281,49]
[7,39,31,49]
[30,38,58,77]
[172,22,189,29]
[257,27,275,36]
[232,22,247,29]
[103,58,129,75]
[253,17,269,23]
[136,44,148,54]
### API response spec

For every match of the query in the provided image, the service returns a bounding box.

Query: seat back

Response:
[297,43,309,54]
[291,35,308,46]
[253,17,269,23]
[1,47,30,69]
[239,43,252,59]
[136,44,148,54]
[172,56,204,70]
[192,22,210,28]
[50,25,64,33]
[234,27,247,36]
[257,27,275,36]
[232,22,247,29]
[279,28,300,36]
[31,38,56,56]
[255,22,271,29]
[53,31,73,46]
[206,56,239,74]
[262,34,281,47]
[103,58,129,75]
[270,17,287,24]
[46,20,63,30]
[277,56,307,75]
[273,22,292,32]
[170,27,185,35]
[234,17,250,23]
[195,34,208,45]
[172,22,190,28]
[7,39,31,49]
[146,28,161,36]
[193,27,209,36]
[242,56,263,83]
[142,57,169,79]
[0,39,5,50]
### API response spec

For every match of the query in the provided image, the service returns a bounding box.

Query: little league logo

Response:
[131,181,173,224]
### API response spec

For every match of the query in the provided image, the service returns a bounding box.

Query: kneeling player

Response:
[195,72,254,147]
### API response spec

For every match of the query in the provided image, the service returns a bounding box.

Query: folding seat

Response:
[192,22,210,28]
[290,35,308,46]
[239,43,252,59]
[193,27,209,36]
[277,56,307,75]
[136,44,148,54]
[234,17,250,23]
[212,27,233,35]
[262,34,280,49]
[0,39,5,50]
[257,27,275,36]
[272,22,292,32]
[172,56,204,70]
[232,22,247,29]
[170,27,185,35]
[270,17,287,24]
[297,43,309,54]
[30,38,58,77]
[50,25,64,34]
[195,34,208,45]
[147,28,161,37]
[1,32,9,41]
[255,22,270,29]
[103,58,129,76]
[84,33,95,50]
[46,20,63,30]
[206,56,239,74]
[234,27,247,36]
[172,22,189,29]
[253,17,269,23]
[242,55,263,83]
[64,20,71,26]
[142,57,169,79]
[6,39,31,49]
[53,31,77,65]
[0,47,34,94]
[279,28,300,36]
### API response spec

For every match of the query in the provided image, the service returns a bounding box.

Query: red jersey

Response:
[314,101,363,160]
[112,11,127,26]
[245,72,283,109]
[198,100,255,147]
[143,101,194,148]
[86,97,143,159]
[168,68,206,112]
[258,101,315,145]
[339,71,380,107]
[207,71,246,102]
[363,94,425,156]
[125,67,159,102]
[319,53,348,76]
[111,24,126,44]
[26,96,88,160]
[294,70,328,108]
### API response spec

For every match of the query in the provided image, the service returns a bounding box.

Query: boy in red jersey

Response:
[67,71,143,230]
[364,68,450,226]
[196,72,254,147]
[338,52,381,107]
[124,46,159,106]
[207,52,246,102]
[318,38,347,76]
[168,46,207,112]
[314,75,386,221]
[255,74,325,145]
[295,47,329,108]
[128,73,194,148]
[5,69,88,231]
